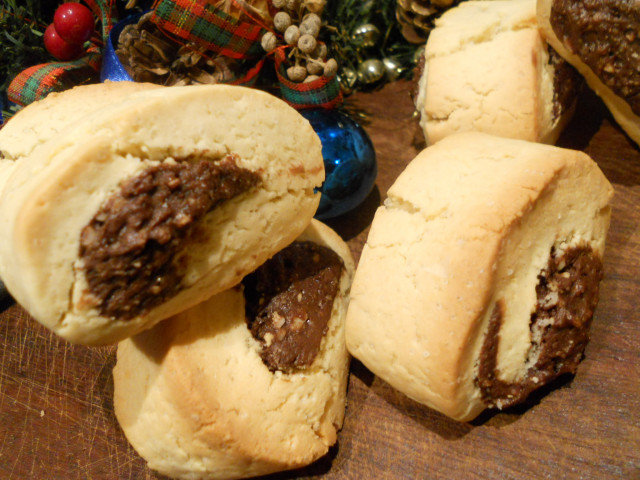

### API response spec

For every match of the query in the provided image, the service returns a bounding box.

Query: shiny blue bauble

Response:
[301,109,377,219]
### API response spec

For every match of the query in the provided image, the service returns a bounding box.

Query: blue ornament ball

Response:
[301,109,377,219]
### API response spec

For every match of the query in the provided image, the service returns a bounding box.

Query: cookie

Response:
[113,220,354,480]
[0,84,323,344]
[537,0,640,146]
[345,132,613,421]
[415,0,580,145]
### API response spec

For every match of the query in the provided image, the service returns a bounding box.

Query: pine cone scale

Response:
[395,0,459,44]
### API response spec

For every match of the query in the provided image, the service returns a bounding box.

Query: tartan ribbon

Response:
[231,57,266,86]
[7,54,102,107]
[7,0,115,107]
[274,46,342,110]
[89,0,116,44]
[150,0,267,60]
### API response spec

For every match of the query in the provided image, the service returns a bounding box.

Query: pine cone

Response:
[116,13,237,86]
[116,13,178,83]
[396,0,458,44]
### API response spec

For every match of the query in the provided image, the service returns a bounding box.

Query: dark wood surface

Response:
[0,81,639,479]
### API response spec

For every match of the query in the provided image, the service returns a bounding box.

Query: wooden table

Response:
[0,81,638,479]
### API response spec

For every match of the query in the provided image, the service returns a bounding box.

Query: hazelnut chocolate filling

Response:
[550,0,640,115]
[79,155,260,320]
[476,245,603,409]
[242,241,344,372]
[548,46,582,120]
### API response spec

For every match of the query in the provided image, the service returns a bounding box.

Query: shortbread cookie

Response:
[0,84,323,344]
[345,132,613,421]
[113,220,354,480]
[537,0,640,146]
[0,81,160,202]
[415,0,580,145]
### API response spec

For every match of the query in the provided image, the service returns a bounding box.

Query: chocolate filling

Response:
[79,155,260,320]
[548,46,582,120]
[551,0,640,115]
[476,245,603,409]
[242,241,344,372]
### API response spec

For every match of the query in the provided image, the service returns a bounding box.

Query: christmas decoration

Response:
[357,58,384,85]
[301,108,377,219]
[321,0,418,93]
[260,1,337,87]
[6,0,116,110]
[351,23,380,49]
[395,0,457,44]
[115,12,238,85]
[53,3,96,45]
[0,0,50,120]
[382,55,402,81]
[149,0,268,60]
[44,23,85,61]
[102,1,342,109]
[339,66,357,94]
[3,0,433,120]
[101,11,138,82]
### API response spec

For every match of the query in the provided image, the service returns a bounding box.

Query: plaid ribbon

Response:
[151,0,266,59]
[7,54,102,107]
[90,0,116,44]
[274,47,342,110]
[7,0,115,107]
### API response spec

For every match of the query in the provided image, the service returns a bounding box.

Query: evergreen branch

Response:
[0,2,50,94]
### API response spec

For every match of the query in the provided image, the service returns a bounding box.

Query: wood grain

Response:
[0,81,638,479]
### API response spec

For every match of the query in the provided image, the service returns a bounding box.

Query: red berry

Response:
[53,2,95,45]
[44,24,84,61]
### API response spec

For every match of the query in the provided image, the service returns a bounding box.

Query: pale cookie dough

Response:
[0,81,160,160]
[537,0,640,146]
[113,220,354,480]
[0,81,160,204]
[0,84,323,345]
[345,132,613,421]
[415,0,580,145]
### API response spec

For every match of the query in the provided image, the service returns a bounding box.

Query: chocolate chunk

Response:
[551,0,640,115]
[79,155,260,320]
[243,241,344,372]
[476,245,603,409]
[548,46,582,120]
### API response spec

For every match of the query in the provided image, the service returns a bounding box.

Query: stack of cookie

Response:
[0,0,628,470]
[344,0,617,422]
[0,82,355,479]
